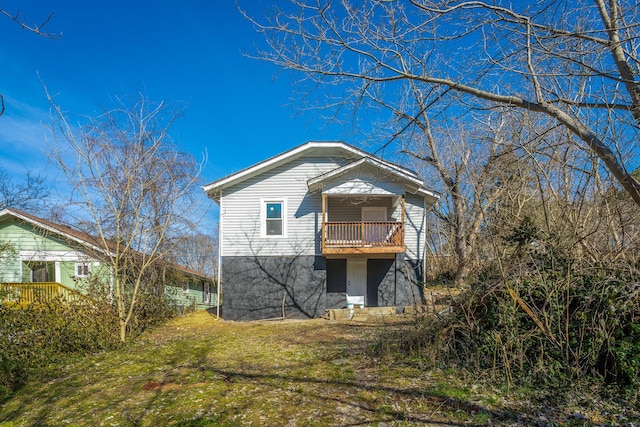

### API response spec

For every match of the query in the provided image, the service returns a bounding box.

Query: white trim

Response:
[20,250,96,262]
[416,187,441,203]
[74,262,92,278]
[201,141,421,202]
[203,142,357,196]
[55,261,61,282]
[260,198,287,238]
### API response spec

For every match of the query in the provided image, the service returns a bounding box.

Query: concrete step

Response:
[326,306,396,321]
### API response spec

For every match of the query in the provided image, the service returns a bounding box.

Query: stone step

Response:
[326,306,396,320]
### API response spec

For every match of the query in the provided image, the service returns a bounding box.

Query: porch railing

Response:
[323,221,404,248]
[0,282,84,305]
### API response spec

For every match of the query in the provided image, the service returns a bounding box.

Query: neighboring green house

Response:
[0,208,216,311]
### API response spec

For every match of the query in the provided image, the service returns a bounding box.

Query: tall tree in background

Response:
[241,0,640,205]
[170,232,218,278]
[401,110,518,286]
[49,95,203,342]
[0,167,48,212]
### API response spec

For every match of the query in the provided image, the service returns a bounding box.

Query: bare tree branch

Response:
[0,8,61,39]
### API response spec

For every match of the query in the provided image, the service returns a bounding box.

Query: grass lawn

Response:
[0,311,638,426]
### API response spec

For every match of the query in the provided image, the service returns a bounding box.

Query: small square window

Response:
[75,263,91,277]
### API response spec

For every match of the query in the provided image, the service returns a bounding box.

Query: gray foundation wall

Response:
[380,255,424,310]
[220,255,425,321]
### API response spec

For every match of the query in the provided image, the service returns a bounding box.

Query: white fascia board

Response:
[0,208,113,257]
[417,188,442,207]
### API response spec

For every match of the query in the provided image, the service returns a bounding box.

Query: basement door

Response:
[346,258,366,307]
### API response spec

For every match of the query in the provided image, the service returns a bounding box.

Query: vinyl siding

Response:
[404,193,426,260]
[221,155,346,256]
[322,164,407,196]
[167,279,217,311]
[326,196,400,222]
[220,155,429,259]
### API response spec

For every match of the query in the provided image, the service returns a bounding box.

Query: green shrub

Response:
[0,276,183,402]
[391,254,640,396]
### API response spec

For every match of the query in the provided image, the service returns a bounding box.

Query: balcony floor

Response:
[322,245,406,255]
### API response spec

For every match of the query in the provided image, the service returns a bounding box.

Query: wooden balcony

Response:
[0,282,84,306]
[322,221,405,255]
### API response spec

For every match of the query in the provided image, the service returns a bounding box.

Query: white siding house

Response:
[204,141,440,320]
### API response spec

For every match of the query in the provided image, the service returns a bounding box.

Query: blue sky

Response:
[0,1,359,207]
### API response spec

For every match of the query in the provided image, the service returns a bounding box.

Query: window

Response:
[183,282,189,294]
[262,200,286,237]
[203,282,210,303]
[75,262,91,277]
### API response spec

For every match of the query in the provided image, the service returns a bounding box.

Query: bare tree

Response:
[0,167,48,212]
[48,94,203,342]
[241,0,640,205]
[170,231,218,278]
[401,112,510,286]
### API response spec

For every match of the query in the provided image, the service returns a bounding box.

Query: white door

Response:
[362,207,387,244]
[347,258,366,307]
[362,206,387,221]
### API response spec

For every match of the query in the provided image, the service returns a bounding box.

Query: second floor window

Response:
[266,202,282,235]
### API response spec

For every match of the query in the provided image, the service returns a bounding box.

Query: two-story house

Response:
[204,141,440,320]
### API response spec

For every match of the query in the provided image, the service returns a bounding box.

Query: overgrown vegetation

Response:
[0,278,181,402]
[393,215,640,403]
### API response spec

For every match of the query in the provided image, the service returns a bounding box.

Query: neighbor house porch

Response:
[0,282,84,305]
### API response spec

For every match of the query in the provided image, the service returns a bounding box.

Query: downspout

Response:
[216,189,223,319]
[423,196,427,284]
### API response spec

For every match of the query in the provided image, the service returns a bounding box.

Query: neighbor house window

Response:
[262,199,286,237]
[75,263,91,277]
[203,282,210,303]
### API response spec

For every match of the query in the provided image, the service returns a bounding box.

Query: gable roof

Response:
[203,140,439,202]
[307,156,439,200]
[0,208,114,255]
[0,208,211,282]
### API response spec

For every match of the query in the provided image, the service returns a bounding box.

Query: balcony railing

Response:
[322,221,405,254]
[0,282,84,305]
